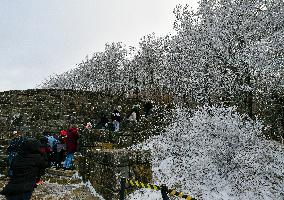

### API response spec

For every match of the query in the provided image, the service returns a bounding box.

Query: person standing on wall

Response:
[0,138,48,200]
[99,112,109,129]
[143,100,153,118]
[111,106,122,132]
[63,127,79,170]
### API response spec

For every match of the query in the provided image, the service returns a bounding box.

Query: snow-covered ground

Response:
[129,106,284,200]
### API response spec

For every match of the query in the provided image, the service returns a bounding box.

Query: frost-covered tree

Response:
[40,0,284,138]
[132,106,284,200]
[126,34,170,97]
[171,0,284,113]
[41,42,129,94]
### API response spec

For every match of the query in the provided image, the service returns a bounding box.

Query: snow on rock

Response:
[131,105,284,200]
[127,188,162,200]
[84,181,105,200]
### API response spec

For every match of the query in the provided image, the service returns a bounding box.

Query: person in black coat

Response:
[99,113,109,129]
[143,101,153,118]
[0,138,48,200]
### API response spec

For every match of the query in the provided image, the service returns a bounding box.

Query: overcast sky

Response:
[0,0,198,92]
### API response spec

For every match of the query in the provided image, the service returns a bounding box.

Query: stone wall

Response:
[0,89,162,199]
[0,89,143,139]
[75,149,152,200]
[80,122,165,149]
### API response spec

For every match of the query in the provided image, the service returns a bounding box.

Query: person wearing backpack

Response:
[1,138,48,200]
[39,136,53,167]
[6,131,26,177]
[46,132,58,167]
[55,130,67,169]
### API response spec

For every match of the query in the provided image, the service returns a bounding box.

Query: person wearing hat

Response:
[55,130,67,169]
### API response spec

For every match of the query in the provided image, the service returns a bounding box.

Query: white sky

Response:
[0,0,198,92]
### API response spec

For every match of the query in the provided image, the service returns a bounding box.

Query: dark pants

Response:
[56,150,65,168]
[144,109,151,118]
[6,191,33,200]
[7,152,17,177]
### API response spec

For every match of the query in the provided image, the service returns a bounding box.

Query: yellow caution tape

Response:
[124,178,194,200]
[135,181,140,187]
[153,185,158,190]
[129,180,135,187]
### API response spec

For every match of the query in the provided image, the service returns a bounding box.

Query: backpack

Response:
[7,136,26,154]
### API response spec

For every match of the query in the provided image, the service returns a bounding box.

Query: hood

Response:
[20,138,41,154]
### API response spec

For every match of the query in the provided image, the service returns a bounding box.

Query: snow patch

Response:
[131,106,284,200]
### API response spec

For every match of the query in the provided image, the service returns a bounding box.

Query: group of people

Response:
[38,128,79,170]
[90,106,122,132]
[1,127,80,200]
[0,101,154,200]
[86,101,153,132]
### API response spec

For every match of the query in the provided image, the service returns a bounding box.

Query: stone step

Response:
[45,168,76,177]
[43,175,82,185]
[44,168,81,185]
[31,183,101,200]
[0,172,100,200]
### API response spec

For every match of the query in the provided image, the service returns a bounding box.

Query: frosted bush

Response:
[130,105,284,200]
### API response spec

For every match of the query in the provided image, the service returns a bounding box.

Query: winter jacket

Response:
[66,127,79,153]
[143,101,153,112]
[1,139,48,195]
[111,110,121,122]
[59,130,67,143]
[128,112,137,122]
[56,131,67,152]
[99,115,109,128]
[7,136,26,154]
[47,135,57,151]
[39,137,52,156]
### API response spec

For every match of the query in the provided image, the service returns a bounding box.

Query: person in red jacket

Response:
[63,127,79,170]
